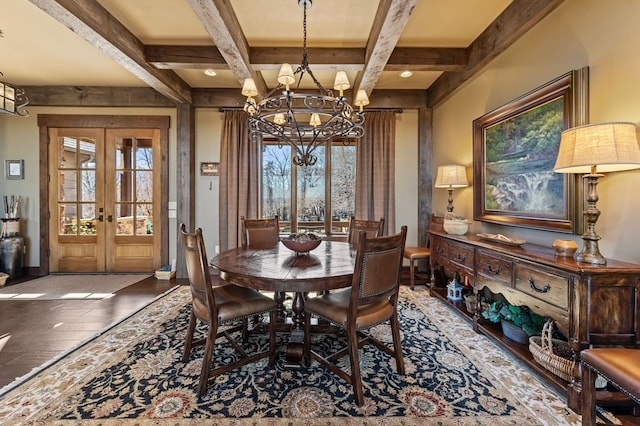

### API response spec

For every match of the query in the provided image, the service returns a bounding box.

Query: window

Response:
[262,140,356,235]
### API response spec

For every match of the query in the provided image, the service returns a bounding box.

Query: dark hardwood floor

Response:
[0,275,185,389]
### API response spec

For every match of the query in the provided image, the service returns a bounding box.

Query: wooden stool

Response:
[581,348,640,425]
[403,246,430,290]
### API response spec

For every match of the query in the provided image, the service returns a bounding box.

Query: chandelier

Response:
[0,72,29,117]
[241,0,369,166]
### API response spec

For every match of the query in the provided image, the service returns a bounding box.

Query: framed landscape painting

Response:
[473,69,588,233]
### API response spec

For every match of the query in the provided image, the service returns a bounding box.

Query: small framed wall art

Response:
[5,160,24,180]
[200,162,220,176]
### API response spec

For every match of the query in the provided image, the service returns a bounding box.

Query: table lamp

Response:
[554,122,640,265]
[435,164,469,213]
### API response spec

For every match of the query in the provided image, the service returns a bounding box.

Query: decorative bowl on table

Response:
[443,213,470,235]
[281,233,322,255]
[552,239,578,257]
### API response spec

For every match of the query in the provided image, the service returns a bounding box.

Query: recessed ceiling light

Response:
[204,69,217,77]
[400,70,413,78]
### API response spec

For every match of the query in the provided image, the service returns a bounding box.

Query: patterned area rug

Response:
[0,286,597,425]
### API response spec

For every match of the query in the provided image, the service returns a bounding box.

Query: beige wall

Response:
[433,0,640,264]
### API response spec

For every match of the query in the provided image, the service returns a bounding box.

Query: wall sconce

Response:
[554,122,640,265]
[435,164,469,213]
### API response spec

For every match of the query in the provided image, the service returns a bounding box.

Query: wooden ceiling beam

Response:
[23,86,176,107]
[249,47,364,72]
[187,0,267,95]
[145,45,230,70]
[386,48,468,72]
[146,45,468,72]
[24,86,425,110]
[426,0,567,107]
[355,0,417,95]
[28,0,192,104]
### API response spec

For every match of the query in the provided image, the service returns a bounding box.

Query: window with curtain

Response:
[261,140,356,235]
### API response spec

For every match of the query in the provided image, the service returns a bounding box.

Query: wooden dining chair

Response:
[240,215,287,316]
[303,226,408,406]
[347,216,385,246]
[403,214,444,290]
[241,215,280,249]
[180,224,278,398]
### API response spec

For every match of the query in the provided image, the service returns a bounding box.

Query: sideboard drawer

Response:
[476,249,513,285]
[431,237,449,264]
[449,242,474,272]
[514,263,569,310]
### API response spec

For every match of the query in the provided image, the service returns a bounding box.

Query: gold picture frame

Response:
[200,162,220,176]
[473,69,588,234]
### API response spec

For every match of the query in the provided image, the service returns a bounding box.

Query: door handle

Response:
[107,215,113,223]
[97,215,104,222]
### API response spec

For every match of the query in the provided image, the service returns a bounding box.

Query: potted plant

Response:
[482,300,546,344]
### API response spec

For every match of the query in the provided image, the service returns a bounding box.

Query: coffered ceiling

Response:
[0,0,565,108]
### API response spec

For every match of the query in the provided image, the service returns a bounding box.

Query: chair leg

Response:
[269,310,277,366]
[347,328,364,406]
[582,364,598,426]
[182,310,197,362]
[242,317,249,341]
[390,313,405,375]
[303,310,312,367]
[198,321,217,398]
[409,258,416,290]
[275,291,287,319]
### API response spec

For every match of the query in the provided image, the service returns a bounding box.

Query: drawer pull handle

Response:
[529,277,550,293]
[436,247,445,254]
[486,264,502,274]
[456,254,467,262]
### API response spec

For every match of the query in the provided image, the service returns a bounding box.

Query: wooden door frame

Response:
[38,114,170,276]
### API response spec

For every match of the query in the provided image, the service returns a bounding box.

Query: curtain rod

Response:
[217,107,403,113]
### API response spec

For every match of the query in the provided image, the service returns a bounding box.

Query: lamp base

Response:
[575,248,607,265]
[575,173,607,265]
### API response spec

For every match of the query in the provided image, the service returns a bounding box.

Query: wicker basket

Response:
[529,320,575,382]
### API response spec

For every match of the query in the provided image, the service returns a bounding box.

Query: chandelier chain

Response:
[241,0,366,167]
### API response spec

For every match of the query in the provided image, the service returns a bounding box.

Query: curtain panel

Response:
[219,111,261,251]
[219,110,396,248]
[355,111,396,235]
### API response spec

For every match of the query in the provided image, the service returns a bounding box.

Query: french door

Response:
[48,127,162,272]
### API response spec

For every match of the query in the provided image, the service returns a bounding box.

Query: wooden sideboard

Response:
[429,230,640,414]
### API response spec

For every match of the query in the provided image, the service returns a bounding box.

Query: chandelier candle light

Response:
[554,122,640,265]
[241,0,368,167]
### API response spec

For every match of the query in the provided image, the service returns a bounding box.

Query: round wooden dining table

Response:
[210,240,355,367]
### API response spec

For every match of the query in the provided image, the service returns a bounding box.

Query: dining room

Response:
[1,0,640,424]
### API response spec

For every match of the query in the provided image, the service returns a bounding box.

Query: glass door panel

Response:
[106,129,160,271]
[48,128,105,272]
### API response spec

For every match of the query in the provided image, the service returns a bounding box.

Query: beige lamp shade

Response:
[277,63,296,88]
[435,165,469,188]
[273,113,286,125]
[355,89,370,111]
[309,113,321,127]
[333,71,350,94]
[241,78,258,97]
[554,122,640,174]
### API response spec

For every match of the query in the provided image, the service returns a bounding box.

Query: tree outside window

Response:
[262,141,355,235]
